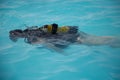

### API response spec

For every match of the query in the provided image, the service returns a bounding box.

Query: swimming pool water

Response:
[0,0,120,80]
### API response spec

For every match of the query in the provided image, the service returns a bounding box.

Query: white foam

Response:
[0,45,13,51]
[0,1,27,9]
[2,55,30,64]
[40,65,77,74]
[99,64,120,70]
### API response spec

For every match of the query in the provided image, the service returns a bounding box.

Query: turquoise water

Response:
[0,0,120,80]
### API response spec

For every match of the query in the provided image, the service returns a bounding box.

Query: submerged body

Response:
[9,24,120,52]
[77,33,120,47]
[32,30,120,48]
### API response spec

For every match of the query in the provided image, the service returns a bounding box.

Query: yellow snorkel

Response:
[57,26,70,33]
[41,24,70,34]
[47,25,52,32]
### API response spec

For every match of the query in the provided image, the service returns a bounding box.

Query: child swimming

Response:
[9,23,120,52]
